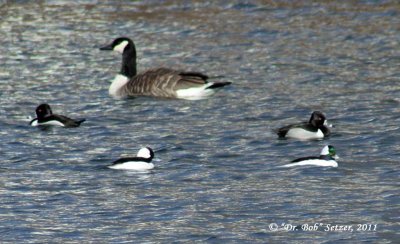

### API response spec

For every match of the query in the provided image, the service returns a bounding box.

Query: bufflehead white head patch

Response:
[320,145,338,159]
[320,145,330,155]
[137,147,154,159]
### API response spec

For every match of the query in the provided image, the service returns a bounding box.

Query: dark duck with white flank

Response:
[276,111,331,140]
[99,37,231,100]
[30,104,85,127]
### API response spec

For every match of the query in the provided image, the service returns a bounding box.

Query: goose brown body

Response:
[118,68,214,98]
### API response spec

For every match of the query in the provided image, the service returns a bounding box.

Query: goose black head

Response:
[99,37,134,54]
[100,37,137,78]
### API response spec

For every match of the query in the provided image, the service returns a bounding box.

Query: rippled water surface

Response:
[0,0,399,243]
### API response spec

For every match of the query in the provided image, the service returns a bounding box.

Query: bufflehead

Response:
[99,37,231,100]
[29,104,85,127]
[276,111,331,140]
[281,145,338,168]
[108,147,155,171]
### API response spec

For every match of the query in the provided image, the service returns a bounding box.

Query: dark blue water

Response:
[0,1,399,243]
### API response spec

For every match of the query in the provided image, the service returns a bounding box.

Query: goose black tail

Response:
[207,82,232,89]
[76,119,86,125]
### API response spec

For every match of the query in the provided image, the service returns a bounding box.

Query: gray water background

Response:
[0,0,399,243]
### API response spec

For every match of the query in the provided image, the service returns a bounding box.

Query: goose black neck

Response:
[120,42,137,78]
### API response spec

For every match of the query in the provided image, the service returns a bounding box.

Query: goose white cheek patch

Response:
[114,40,129,53]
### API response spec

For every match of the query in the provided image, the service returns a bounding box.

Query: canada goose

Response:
[100,37,231,100]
